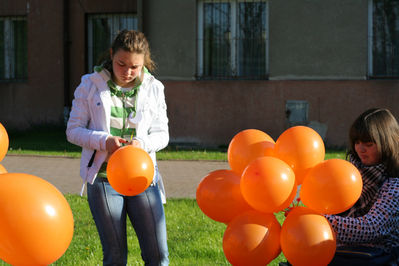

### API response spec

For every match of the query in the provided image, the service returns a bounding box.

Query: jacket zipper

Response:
[122,93,126,139]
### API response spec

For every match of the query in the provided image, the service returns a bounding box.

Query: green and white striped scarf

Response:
[94,66,145,141]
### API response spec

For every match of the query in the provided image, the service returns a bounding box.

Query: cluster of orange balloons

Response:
[106,145,154,196]
[0,123,74,265]
[196,127,363,265]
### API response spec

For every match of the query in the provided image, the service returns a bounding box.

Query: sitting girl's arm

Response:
[325,178,399,246]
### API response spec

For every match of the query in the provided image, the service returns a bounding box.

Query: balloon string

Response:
[284,197,301,217]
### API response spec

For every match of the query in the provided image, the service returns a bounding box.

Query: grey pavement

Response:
[1,155,229,199]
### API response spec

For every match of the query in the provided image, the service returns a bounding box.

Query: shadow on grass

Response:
[7,125,81,153]
[7,126,229,154]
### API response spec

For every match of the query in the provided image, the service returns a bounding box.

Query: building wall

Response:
[269,0,368,79]
[0,0,398,149]
[0,0,65,129]
[143,0,197,80]
[67,0,139,104]
[0,0,139,130]
[164,79,399,148]
[145,0,368,80]
[145,0,398,148]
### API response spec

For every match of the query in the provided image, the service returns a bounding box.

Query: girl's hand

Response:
[106,136,127,154]
[129,139,142,149]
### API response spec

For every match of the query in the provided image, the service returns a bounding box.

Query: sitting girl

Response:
[326,108,399,265]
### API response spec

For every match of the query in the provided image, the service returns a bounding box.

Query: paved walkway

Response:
[1,155,229,199]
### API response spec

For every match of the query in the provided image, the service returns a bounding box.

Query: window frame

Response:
[368,0,399,79]
[0,15,27,82]
[197,0,269,80]
[86,13,138,72]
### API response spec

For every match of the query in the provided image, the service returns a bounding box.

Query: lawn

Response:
[58,196,234,265]
[6,126,229,160]
[6,126,345,161]
[0,127,346,265]
[0,195,288,266]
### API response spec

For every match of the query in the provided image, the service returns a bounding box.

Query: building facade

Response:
[1,0,398,148]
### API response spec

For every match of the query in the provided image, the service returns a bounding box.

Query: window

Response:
[197,0,268,79]
[0,16,27,81]
[369,0,399,78]
[87,14,138,72]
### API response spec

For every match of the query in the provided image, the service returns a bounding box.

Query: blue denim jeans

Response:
[87,177,169,266]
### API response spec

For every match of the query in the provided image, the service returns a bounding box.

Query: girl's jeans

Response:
[87,177,169,266]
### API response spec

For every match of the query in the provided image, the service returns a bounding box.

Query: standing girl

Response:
[326,108,399,265]
[67,30,169,265]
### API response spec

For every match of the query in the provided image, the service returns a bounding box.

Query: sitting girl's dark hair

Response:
[348,108,399,177]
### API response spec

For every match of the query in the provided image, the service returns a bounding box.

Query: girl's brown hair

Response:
[348,108,399,177]
[103,30,155,73]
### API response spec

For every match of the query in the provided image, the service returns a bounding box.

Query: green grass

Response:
[6,126,344,161]
[0,196,286,266]
[7,126,82,158]
[1,128,347,265]
[325,149,347,160]
[6,126,228,160]
[158,147,227,161]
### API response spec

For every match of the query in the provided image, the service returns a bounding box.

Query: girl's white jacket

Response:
[66,71,169,200]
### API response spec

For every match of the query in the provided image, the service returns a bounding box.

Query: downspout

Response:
[138,0,143,32]
[63,0,70,126]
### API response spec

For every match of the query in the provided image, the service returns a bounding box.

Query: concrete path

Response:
[1,155,229,199]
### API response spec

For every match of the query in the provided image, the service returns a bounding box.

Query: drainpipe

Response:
[138,0,143,32]
[63,0,70,126]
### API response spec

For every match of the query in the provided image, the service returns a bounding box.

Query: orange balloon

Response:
[107,145,154,196]
[0,173,74,265]
[0,123,9,162]
[223,210,281,266]
[300,159,363,214]
[0,164,7,174]
[281,181,298,210]
[280,207,336,266]
[274,126,325,184]
[228,129,275,175]
[196,170,253,223]
[241,156,296,213]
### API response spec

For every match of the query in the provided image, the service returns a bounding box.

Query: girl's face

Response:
[354,141,381,166]
[111,49,144,87]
